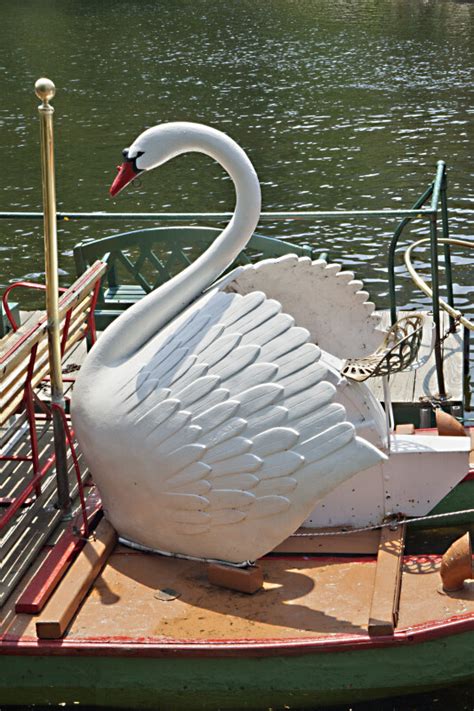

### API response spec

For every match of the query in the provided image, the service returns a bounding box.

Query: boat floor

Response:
[2,542,474,649]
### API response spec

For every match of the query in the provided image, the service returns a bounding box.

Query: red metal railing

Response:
[0,276,102,532]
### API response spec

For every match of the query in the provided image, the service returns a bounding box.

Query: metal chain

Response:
[440,313,462,345]
[291,507,474,537]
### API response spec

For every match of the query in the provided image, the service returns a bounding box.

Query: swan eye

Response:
[122,148,129,160]
[130,150,145,171]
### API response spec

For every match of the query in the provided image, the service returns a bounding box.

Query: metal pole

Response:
[0,209,437,221]
[429,212,447,399]
[35,78,70,513]
[440,166,455,331]
[387,183,434,326]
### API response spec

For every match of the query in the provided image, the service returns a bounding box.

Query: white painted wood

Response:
[72,123,387,565]
[305,434,470,527]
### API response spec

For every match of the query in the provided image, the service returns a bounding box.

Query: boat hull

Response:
[2,626,474,709]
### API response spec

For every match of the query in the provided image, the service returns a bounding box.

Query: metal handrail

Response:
[405,238,474,332]
[386,161,461,399]
[0,208,451,221]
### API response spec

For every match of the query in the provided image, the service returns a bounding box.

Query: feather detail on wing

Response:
[220,255,386,359]
[117,288,385,563]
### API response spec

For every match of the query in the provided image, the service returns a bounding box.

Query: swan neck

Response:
[97,125,261,364]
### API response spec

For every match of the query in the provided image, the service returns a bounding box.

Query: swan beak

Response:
[110,161,138,197]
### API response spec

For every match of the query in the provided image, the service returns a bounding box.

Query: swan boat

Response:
[1,102,474,708]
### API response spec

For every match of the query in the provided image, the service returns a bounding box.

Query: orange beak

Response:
[109,161,139,197]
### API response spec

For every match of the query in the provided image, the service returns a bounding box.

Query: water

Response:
[0,0,473,707]
[0,0,473,312]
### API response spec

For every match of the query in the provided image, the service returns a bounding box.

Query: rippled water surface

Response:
[0,0,473,314]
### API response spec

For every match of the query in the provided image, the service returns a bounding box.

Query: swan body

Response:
[72,122,387,564]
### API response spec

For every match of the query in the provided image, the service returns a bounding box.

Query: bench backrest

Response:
[0,261,106,428]
[74,225,315,297]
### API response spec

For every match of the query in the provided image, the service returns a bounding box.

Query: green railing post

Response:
[429,211,447,399]
[388,184,434,325]
[440,165,455,331]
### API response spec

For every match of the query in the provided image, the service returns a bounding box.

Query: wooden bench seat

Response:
[0,260,107,531]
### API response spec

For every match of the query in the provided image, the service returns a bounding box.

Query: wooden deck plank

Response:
[368,523,406,636]
[15,488,102,614]
[36,519,117,639]
[0,420,92,609]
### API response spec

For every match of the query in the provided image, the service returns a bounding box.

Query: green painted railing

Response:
[72,226,317,330]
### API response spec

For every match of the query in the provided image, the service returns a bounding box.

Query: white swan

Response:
[72,122,387,565]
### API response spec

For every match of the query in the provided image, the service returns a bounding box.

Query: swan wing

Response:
[114,289,385,563]
[219,255,386,359]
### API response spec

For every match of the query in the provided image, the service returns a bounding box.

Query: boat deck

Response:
[2,544,474,647]
[2,419,474,646]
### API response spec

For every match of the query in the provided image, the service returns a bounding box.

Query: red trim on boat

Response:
[2,612,474,658]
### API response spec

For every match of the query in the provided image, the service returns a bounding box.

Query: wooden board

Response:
[35,518,117,639]
[0,419,91,609]
[368,523,406,636]
[272,528,380,555]
[15,488,102,614]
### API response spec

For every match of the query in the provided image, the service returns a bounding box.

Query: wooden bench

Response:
[0,260,107,529]
[74,226,316,329]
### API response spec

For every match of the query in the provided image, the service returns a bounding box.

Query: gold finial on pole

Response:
[35,77,56,104]
[35,78,70,513]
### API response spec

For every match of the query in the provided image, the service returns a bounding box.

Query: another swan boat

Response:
[2,94,474,708]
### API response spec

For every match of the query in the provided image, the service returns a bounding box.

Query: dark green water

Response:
[1,0,473,708]
[0,0,473,312]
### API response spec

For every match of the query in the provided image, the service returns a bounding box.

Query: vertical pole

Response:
[35,78,70,513]
[387,183,434,327]
[440,165,455,331]
[463,325,470,414]
[429,212,446,399]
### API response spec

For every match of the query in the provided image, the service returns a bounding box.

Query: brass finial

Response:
[35,77,56,104]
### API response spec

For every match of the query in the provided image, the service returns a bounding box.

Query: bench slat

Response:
[0,260,106,441]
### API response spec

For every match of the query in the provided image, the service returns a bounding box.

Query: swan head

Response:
[110,123,212,197]
[109,122,261,200]
[110,125,166,197]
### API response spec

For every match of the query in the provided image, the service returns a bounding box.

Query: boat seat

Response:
[341,314,425,382]
[73,226,317,330]
[341,313,428,448]
[0,260,106,531]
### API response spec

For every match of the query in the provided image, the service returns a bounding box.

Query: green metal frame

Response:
[387,161,458,399]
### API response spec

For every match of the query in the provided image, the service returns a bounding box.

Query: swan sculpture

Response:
[72,122,387,565]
